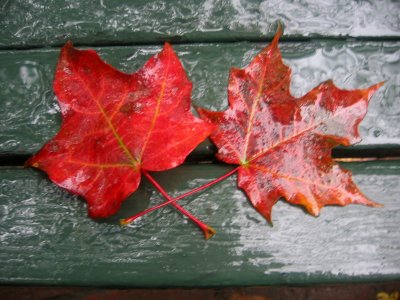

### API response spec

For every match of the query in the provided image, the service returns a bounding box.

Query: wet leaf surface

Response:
[26,42,213,218]
[198,29,382,220]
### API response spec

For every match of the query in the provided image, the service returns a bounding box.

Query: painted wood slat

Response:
[1,0,399,49]
[0,41,399,158]
[0,161,399,286]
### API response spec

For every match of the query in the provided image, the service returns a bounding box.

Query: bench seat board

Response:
[0,161,399,287]
[1,0,399,49]
[1,41,399,158]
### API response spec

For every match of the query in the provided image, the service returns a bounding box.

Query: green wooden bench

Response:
[1,1,399,298]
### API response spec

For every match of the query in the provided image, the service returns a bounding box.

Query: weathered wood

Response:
[1,0,399,49]
[0,0,398,291]
[0,41,399,159]
[1,161,399,286]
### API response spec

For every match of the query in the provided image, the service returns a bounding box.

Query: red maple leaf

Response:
[26,42,214,218]
[197,28,382,222]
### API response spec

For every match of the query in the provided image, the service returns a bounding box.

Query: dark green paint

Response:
[1,0,399,48]
[0,162,399,286]
[0,41,399,157]
[0,0,399,288]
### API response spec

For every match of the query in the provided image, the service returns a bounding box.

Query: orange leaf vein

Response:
[138,53,171,162]
[242,62,268,162]
[73,71,139,170]
[247,101,359,164]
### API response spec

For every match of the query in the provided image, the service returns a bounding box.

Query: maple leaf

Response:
[197,27,382,222]
[26,42,214,218]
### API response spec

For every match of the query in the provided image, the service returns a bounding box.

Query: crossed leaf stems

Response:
[120,167,240,239]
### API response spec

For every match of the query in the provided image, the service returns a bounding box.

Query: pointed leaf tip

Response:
[368,81,385,94]
[272,22,283,47]
[374,81,385,89]
[164,41,171,48]
[24,159,38,168]
[265,214,273,226]
[62,41,75,54]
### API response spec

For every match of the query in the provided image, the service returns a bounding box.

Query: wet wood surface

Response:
[1,162,399,286]
[0,0,399,290]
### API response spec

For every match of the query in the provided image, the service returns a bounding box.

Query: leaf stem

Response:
[120,166,239,239]
[123,170,217,239]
